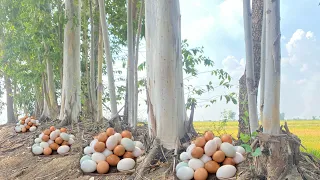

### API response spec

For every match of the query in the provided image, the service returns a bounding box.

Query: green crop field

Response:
[193,120,320,158]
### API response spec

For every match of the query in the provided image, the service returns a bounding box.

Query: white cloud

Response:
[300,64,308,72]
[295,79,307,85]
[222,56,245,79]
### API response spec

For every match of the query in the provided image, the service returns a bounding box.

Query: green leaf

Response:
[240,133,251,143]
[252,147,262,157]
[252,131,258,138]
[241,144,252,153]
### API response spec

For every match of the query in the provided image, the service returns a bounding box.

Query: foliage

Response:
[221,109,236,120]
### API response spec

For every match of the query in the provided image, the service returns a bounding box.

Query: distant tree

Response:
[280,112,285,120]
[221,109,236,121]
[312,116,317,120]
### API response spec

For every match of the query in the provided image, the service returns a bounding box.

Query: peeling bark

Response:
[4,76,15,123]
[96,25,103,122]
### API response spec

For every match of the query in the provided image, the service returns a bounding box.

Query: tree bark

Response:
[237,74,250,138]
[96,25,103,122]
[46,58,58,119]
[260,0,266,122]
[4,76,15,123]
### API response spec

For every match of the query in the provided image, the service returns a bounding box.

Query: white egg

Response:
[204,140,217,156]
[69,134,75,139]
[48,139,54,145]
[233,152,245,164]
[68,138,75,145]
[90,139,98,149]
[102,148,113,157]
[216,165,237,179]
[81,160,97,173]
[50,131,59,140]
[16,122,20,126]
[200,154,212,164]
[234,146,246,155]
[19,125,25,129]
[39,133,44,139]
[57,145,70,155]
[213,137,222,149]
[54,129,60,136]
[91,152,105,163]
[176,166,194,180]
[188,158,204,171]
[25,118,30,123]
[36,120,40,126]
[15,126,22,132]
[32,146,43,155]
[132,147,142,157]
[134,141,144,150]
[180,152,190,161]
[31,119,36,123]
[80,155,92,164]
[114,133,122,143]
[121,138,135,151]
[34,138,42,143]
[117,158,136,172]
[175,161,189,172]
[220,142,236,157]
[32,143,40,149]
[29,126,37,132]
[106,135,118,150]
[186,144,196,158]
[40,142,49,148]
[60,132,70,141]
[84,146,94,155]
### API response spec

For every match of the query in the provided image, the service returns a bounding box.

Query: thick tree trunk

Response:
[4,76,15,123]
[46,58,58,119]
[59,0,82,125]
[145,0,186,149]
[96,25,103,122]
[260,0,266,122]
[237,74,250,139]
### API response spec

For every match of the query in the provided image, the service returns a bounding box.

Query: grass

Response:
[193,120,320,158]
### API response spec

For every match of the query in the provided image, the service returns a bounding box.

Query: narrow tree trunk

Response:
[96,25,103,122]
[243,0,258,134]
[4,76,15,123]
[46,58,58,119]
[237,74,250,139]
[13,81,18,120]
[145,0,186,149]
[262,0,281,134]
[260,0,266,122]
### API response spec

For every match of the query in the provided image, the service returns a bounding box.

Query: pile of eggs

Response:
[176,131,246,180]
[31,126,75,155]
[14,116,40,133]
[80,128,144,174]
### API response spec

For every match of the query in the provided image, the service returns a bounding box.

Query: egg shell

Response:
[34,138,42,144]
[97,161,110,174]
[49,143,59,150]
[80,155,92,164]
[213,137,222,149]
[106,128,115,136]
[204,140,217,156]
[134,141,144,150]
[233,152,245,164]
[223,157,236,165]
[29,126,37,132]
[195,137,206,147]
[114,145,125,156]
[32,146,43,155]
[186,144,196,158]
[176,166,194,180]
[57,145,70,155]
[84,146,94,155]
[25,118,30,123]
[49,126,56,132]
[50,131,59,140]
[43,147,52,155]
[180,152,190,161]
[15,126,22,132]
[68,138,75,145]
[94,142,106,152]
[175,161,189,172]
[54,129,60,136]
[81,160,97,173]
[114,133,122,143]
[123,152,135,159]
[121,130,132,139]
[39,133,44,139]
[188,158,204,171]
[102,148,113,157]
[21,127,27,132]
[204,131,214,141]
[60,127,67,133]
[234,146,246,155]
[106,154,120,166]
[194,167,208,180]
[31,119,36,123]
[120,138,135,151]
[191,147,204,158]
[117,158,135,172]
[106,135,118,150]
[90,139,98,149]
[220,142,236,157]
[204,160,220,173]
[32,143,40,149]
[200,154,212,164]
[213,150,226,163]
[48,139,54,145]
[91,152,106,163]
[60,132,70,141]
[55,137,63,145]
[69,134,75,139]
[43,129,51,135]
[132,147,142,157]
[40,142,49,148]
[216,165,237,179]
[221,134,233,144]
[98,132,108,142]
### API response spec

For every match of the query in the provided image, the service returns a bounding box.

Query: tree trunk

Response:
[243,0,258,134]
[46,58,58,119]
[59,0,82,125]
[262,0,281,134]
[4,76,15,123]
[237,74,250,139]
[260,0,266,122]
[13,81,18,120]
[145,0,187,149]
[96,25,103,122]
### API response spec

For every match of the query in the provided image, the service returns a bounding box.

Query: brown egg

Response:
[55,137,63,144]
[62,141,69,146]
[106,154,120,166]
[25,125,30,130]
[43,129,51,136]
[20,121,25,125]
[194,168,208,180]
[221,134,233,144]
[106,128,115,136]
[31,116,35,119]
[204,161,220,173]
[223,157,236,165]
[94,142,106,152]
[195,137,206,147]
[121,130,132,139]
[28,122,33,126]
[113,145,125,156]
[204,131,214,141]
[98,132,108,142]
[60,128,67,133]
[49,143,59,150]
[123,152,135,159]
[43,147,52,155]
[212,150,225,163]
[42,135,50,142]
[97,161,110,174]
[21,127,27,133]
[191,147,204,158]
[49,126,56,132]
[93,135,98,139]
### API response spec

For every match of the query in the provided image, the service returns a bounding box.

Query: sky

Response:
[1,0,320,124]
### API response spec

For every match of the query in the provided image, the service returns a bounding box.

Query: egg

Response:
[212,150,226,163]
[15,126,21,132]
[106,127,115,136]
[94,142,106,152]
[123,152,135,159]
[48,139,54,145]
[42,135,49,142]
[114,133,122,143]
[194,167,208,180]
[97,161,110,174]
[54,129,60,136]
[121,130,132,139]
[43,129,51,136]
[121,138,135,151]
[234,146,246,155]
[195,137,206,147]
[191,147,204,158]
[84,146,94,155]
[68,138,75,145]
[57,145,70,155]
[62,141,69,146]
[40,142,49,148]
[34,138,42,143]
[221,134,233,144]
[80,155,92,164]
[81,160,97,173]
[21,127,27,133]
[188,158,204,170]
[27,122,33,126]
[134,141,144,150]
[176,166,194,180]
[204,139,217,156]
[223,157,236,165]
[25,125,31,130]
[69,134,75,139]
[91,152,106,163]
[132,147,142,157]
[204,160,220,173]
[49,143,59,150]
[20,124,25,129]
[233,152,245,164]
[216,165,237,179]
[180,152,190,161]
[31,119,36,123]
[32,146,43,155]
[102,148,113,157]
[32,143,40,149]
[213,137,222,149]
[49,126,56,132]
[60,132,70,141]
[117,158,135,172]
[43,147,52,155]
[204,131,214,141]
[200,154,212,164]
[106,154,120,166]
[106,135,118,150]
[55,137,63,145]
[60,127,67,133]
[29,126,37,132]
[90,139,98,149]
[186,144,196,158]
[98,132,108,142]
[220,142,236,157]
[175,161,189,172]
[50,131,59,140]
[113,145,125,156]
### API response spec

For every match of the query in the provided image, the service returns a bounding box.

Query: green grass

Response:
[193,120,320,158]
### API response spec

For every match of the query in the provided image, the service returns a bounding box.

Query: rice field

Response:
[193,120,320,158]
